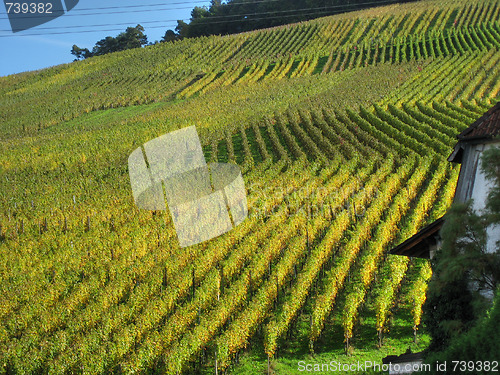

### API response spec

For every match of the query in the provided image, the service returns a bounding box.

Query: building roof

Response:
[389,217,444,259]
[448,102,500,163]
[457,101,500,141]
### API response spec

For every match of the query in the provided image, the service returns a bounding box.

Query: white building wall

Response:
[470,142,500,254]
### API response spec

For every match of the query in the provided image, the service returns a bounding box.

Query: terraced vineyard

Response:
[0,0,499,373]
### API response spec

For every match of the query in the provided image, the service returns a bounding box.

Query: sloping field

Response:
[0,0,499,373]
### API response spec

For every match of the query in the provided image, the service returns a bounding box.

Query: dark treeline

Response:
[169,0,418,39]
[71,25,148,60]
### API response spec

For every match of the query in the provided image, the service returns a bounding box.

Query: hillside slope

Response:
[0,0,499,374]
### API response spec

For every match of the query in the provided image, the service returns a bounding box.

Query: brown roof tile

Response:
[458,101,500,141]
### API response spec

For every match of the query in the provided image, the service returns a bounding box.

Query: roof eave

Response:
[389,217,445,259]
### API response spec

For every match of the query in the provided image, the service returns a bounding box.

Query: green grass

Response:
[229,312,430,375]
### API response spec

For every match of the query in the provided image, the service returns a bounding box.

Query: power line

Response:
[64,0,282,12]
[0,0,282,20]
[0,24,177,37]
[0,5,199,20]
[49,1,218,11]
[4,20,182,33]
[0,0,399,35]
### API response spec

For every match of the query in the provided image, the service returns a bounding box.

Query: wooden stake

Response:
[249,270,252,294]
[162,268,168,289]
[85,216,90,232]
[192,268,196,300]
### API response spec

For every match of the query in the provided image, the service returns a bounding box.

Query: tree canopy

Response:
[164,0,419,40]
[71,25,148,60]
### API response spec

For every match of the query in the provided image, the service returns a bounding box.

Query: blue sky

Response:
[0,1,212,77]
